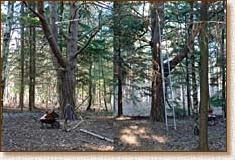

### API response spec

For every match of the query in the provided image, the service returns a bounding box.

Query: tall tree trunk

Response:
[59,2,78,115]
[101,58,108,111]
[150,2,165,122]
[113,2,123,117]
[186,55,191,116]
[181,83,186,117]
[49,2,66,115]
[146,2,200,122]
[117,50,123,116]
[81,83,84,101]
[28,2,36,111]
[149,1,199,122]
[29,2,79,117]
[19,2,25,111]
[87,55,93,111]
[28,25,36,111]
[98,58,102,109]
[48,1,71,115]
[221,1,226,119]
[198,1,209,151]
[58,67,76,113]
[1,1,14,103]
[188,2,200,135]
[45,79,51,109]
[58,2,64,52]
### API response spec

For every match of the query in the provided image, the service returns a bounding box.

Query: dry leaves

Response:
[2,112,226,151]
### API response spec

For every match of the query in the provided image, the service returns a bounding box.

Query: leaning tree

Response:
[149,2,200,122]
[24,1,101,116]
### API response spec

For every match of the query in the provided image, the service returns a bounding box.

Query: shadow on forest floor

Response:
[1,108,226,151]
[113,116,226,151]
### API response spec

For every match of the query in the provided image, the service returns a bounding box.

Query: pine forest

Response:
[1,1,226,151]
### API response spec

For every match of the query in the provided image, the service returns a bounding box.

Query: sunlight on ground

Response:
[121,125,147,135]
[120,134,140,146]
[151,135,168,143]
[115,116,133,121]
[121,128,132,134]
[120,125,146,146]
[120,125,148,146]
[120,125,168,147]
[83,143,113,151]
[130,125,147,134]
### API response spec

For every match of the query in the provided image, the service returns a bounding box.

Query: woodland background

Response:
[1,0,227,153]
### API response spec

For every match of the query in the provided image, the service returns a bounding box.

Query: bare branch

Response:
[22,1,44,20]
[71,28,100,60]
[77,26,96,41]
[36,2,66,68]
[71,20,112,60]
[24,1,66,69]
[163,23,201,77]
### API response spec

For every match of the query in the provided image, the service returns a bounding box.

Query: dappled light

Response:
[118,123,168,149]
[1,1,226,151]
[151,135,168,143]
[119,125,150,146]
[82,143,113,151]
[121,125,148,134]
[121,128,132,135]
[116,116,133,121]
[120,134,140,146]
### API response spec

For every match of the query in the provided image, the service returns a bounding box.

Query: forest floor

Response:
[1,108,226,151]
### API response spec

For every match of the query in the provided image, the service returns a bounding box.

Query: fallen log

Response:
[80,128,114,143]
[65,116,84,132]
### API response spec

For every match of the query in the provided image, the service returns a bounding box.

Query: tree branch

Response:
[71,20,112,60]
[77,26,96,42]
[163,23,201,77]
[71,28,100,60]
[36,2,66,69]
[23,1,44,20]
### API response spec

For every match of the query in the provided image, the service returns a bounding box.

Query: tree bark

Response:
[101,58,108,111]
[59,1,78,115]
[181,83,186,116]
[150,2,165,122]
[28,25,36,111]
[57,67,76,113]
[19,2,25,111]
[186,54,191,116]
[221,1,226,119]
[198,1,209,151]
[113,2,123,117]
[87,54,93,111]
[117,58,123,117]
[149,2,199,122]
[28,2,36,111]
[36,2,66,69]
[29,2,79,117]
[187,2,200,135]
[98,59,102,109]
[1,1,15,102]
